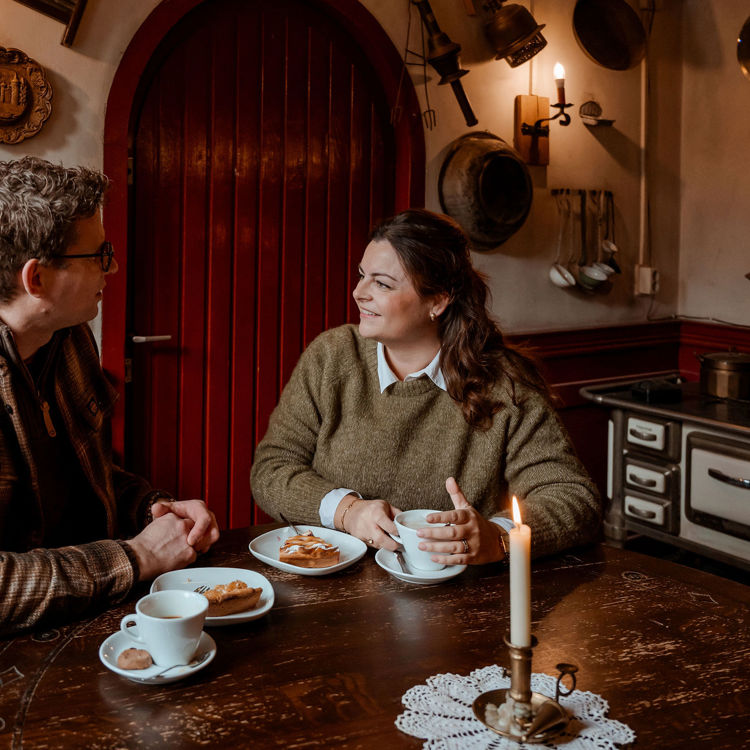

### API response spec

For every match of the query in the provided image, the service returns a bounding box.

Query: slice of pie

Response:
[203,580,263,616]
[279,530,340,568]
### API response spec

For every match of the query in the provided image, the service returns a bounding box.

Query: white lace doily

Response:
[395,665,635,750]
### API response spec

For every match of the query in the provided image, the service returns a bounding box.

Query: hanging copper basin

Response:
[438,132,533,251]
[573,0,646,71]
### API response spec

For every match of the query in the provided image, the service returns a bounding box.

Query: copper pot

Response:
[698,352,750,401]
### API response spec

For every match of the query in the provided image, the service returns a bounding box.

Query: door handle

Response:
[708,467,750,490]
[628,473,657,488]
[629,428,657,441]
[131,335,173,343]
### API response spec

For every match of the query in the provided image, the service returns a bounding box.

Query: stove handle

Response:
[628,473,657,488]
[708,468,750,490]
[629,428,657,442]
[626,504,657,520]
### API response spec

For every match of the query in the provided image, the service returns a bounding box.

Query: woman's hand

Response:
[416,477,506,565]
[337,496,401,551]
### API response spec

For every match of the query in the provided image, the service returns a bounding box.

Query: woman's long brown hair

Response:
[370,209,549,430]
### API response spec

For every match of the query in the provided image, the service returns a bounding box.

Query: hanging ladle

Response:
[577,190,607,289]
[602,191,622,273]
[592,189,615,277]
[549,192,576,288]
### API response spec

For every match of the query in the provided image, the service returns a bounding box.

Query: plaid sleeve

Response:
[0,540,136,636]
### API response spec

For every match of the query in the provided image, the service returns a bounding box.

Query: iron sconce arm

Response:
[521,102,573,137]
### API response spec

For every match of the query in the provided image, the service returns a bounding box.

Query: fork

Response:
[193,585,210,594]
[279,512,301,535]
[152,650,211,678]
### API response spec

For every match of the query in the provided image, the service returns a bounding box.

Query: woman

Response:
[251,209,600,564]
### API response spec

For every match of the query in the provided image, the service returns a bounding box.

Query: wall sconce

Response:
[514,63,572,166]
[483,1,547,67]
[412,0,478,126]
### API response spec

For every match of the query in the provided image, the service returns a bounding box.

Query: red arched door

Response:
[117,0,423,528]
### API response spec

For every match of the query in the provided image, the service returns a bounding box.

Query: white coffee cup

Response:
[120,590,208,666]
[388,509,447,571]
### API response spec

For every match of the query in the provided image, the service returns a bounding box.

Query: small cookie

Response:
[117,647,153,670]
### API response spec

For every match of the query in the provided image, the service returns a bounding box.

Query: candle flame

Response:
[511,495,522,525]
[553,62,565,80]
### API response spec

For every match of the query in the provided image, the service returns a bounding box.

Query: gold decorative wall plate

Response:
[0,47,53,144]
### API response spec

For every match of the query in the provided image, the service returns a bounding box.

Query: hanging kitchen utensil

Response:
[603,191,622,273]
[412,0,478,126]
[738,16,750,80]
[394,0,437,129]
[549,192,576,288]
[577,190,607,289]
[573,0,646,71]
[438,132,533,250]
[593,189,615,276]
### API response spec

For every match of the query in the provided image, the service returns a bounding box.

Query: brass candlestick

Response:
[472,633,578,744]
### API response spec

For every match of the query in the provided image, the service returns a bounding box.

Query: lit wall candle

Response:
[553,62,566,105]
[509,496,531,647]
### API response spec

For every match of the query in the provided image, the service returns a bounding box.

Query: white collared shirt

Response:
[376,342,446,393]
[317,344,514,533]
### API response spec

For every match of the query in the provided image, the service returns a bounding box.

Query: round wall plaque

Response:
[0,47,53,144]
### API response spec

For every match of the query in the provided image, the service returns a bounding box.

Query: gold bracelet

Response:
[338,496,360,532]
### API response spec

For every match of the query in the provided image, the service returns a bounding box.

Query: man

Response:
[0,156,219,635]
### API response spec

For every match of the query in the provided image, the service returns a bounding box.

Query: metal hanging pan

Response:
[573,0,646,71]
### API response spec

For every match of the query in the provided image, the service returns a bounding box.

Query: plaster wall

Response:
[678,0,750,326]
[0,0,707,336]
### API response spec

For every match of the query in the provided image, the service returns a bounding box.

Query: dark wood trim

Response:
[509,321,681,407]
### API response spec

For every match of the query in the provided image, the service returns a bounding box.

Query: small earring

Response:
[430,312,436,321]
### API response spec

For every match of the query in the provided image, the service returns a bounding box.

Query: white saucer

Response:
[249,525,366,576]
[150,567,274,626]
[375,548,466,585]
[99,630,216,684]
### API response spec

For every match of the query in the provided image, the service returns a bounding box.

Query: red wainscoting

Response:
[515,320,750,498]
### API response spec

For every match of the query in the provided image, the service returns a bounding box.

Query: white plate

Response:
[249,526,367,576]
[375,548,466,585]
[150,568,274,626]
[99,630,216,685]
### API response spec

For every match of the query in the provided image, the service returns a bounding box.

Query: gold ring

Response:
[461,539,469,553]
[367,538,374,545]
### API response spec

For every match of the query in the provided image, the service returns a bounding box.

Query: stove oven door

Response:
[684,430,750,563]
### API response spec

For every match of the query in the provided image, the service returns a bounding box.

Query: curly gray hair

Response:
[0,156,109,303]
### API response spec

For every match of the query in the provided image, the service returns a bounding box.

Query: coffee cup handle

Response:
[387,531,401,544]
[120,614,144,643]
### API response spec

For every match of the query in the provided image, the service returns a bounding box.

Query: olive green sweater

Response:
[251,325,601,558]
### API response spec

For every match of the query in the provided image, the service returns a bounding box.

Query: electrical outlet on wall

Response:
[635,265,660,296]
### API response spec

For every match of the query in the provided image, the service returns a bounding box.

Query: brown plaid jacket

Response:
[0,323,169,635]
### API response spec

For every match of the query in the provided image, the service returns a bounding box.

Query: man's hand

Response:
[151,499,220,553]
[128,513,199,581]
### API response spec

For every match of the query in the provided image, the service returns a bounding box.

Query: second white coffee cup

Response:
[120,590,208,666]
[389,509,447,571]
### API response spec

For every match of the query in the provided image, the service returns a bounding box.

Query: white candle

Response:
[509,496,531,647]
[553,62,566,105]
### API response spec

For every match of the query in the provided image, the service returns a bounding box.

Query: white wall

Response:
[0,0,729,336]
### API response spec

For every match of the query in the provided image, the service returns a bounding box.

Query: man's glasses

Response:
[53,241,115,272]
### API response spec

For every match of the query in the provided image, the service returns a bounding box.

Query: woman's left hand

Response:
[416,477,506,565]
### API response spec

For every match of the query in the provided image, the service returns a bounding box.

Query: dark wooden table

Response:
[1,525,748,749]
